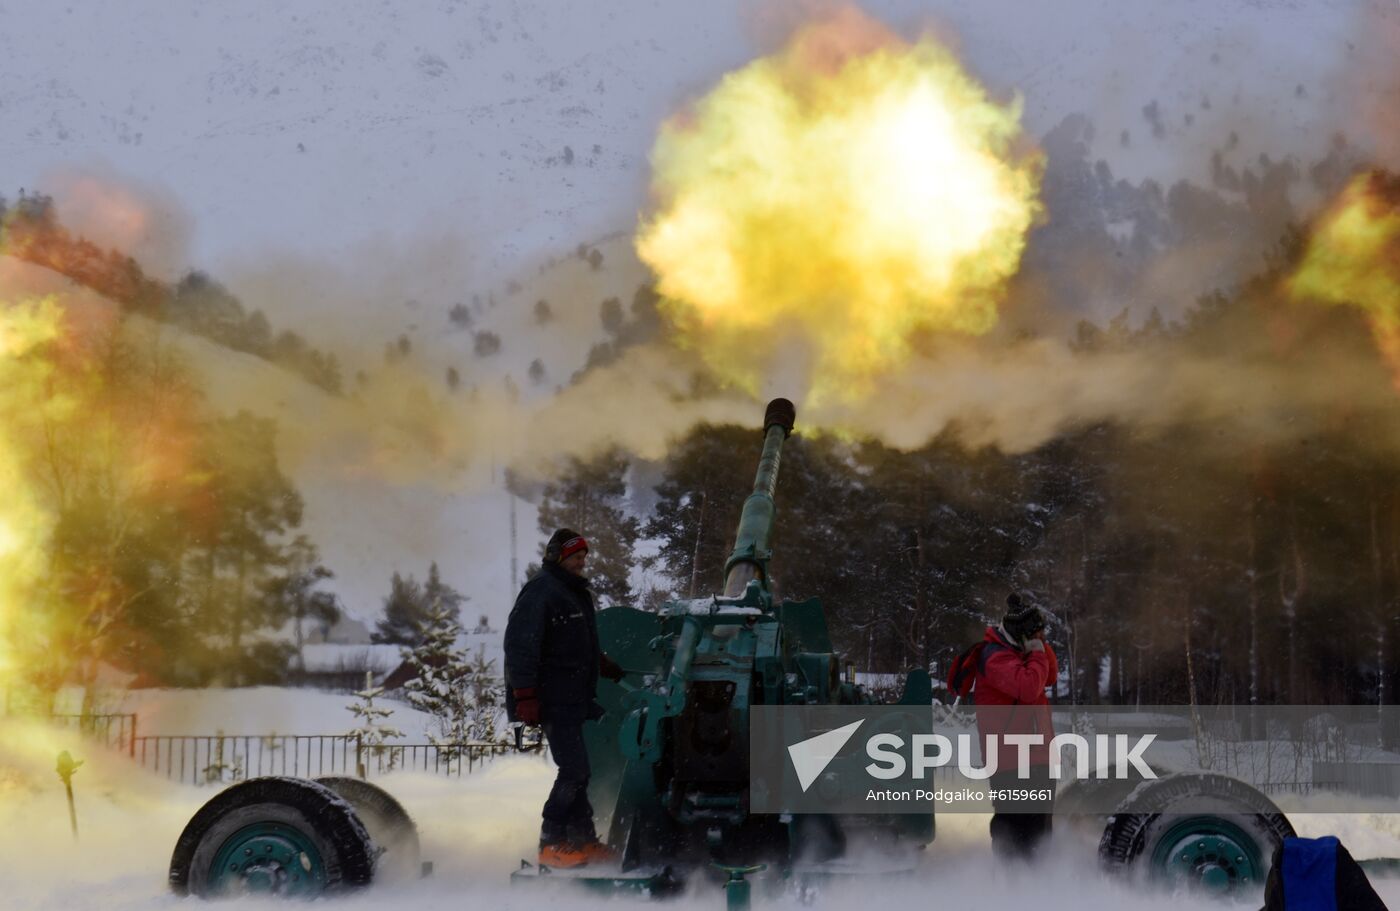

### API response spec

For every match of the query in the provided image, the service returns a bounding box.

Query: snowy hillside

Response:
[0,0,757,280]
[0,255,540,627]
[4,0,1396,632]
[2,0,1394,285]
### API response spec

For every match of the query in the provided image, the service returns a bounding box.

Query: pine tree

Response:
[463,646,505,743]
[185,411,305,686]
[400,603,469,749]
[373,572,427,644]
[401,605,505,758]
[347,671,404,771]
[265,535,340,672]
[643,425,753,598]
[537,448,640,605]
[600,296,624,333]
[424,562,466,622]
[373,562,465,644]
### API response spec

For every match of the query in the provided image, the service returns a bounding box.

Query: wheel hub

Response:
[209,822,327,896]
[1150,816,1261,893]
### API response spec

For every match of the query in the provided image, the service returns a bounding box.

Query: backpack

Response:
[1263,836,1388,911]
[948,641,998,697]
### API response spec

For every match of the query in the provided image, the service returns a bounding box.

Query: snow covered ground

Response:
[6,711,1400,911]
[103,687,441,741]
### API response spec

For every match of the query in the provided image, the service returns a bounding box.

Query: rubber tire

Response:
[1057,762,1168,835]
[169,776,375,897]
[1098,772,1294,890]
[316,776,422,881]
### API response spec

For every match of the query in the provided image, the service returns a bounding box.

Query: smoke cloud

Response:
[44,166,193,281]
[7,4,1400,499]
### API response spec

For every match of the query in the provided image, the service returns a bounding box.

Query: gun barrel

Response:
[722,398,796,597]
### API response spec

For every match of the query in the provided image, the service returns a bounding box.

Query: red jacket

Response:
[973,625,1057,772]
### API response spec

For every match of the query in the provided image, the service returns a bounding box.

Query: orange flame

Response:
[0,278,207,695]
[0,299,65,685]
[636,7,1042,404]
[1287,170,1400,388]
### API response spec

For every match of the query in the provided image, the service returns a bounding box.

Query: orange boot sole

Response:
[538,843,591,868]
[577,840,619,864]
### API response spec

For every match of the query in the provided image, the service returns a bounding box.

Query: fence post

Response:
[356,734,365,779]
[129,714,138,760]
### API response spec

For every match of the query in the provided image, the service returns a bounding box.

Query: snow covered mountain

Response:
[3,0,1393,282]
[3,0,1396,630]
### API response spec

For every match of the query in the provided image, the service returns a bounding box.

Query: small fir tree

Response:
[201,729,245,784]
[463,646,505,743]
[347,670,404,771]
[401,601,471,755]
[401,604,507,757]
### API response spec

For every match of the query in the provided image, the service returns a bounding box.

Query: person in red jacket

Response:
[972,593,1058,860]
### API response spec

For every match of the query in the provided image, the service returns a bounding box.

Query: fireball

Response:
[636,7,1042,403]
[1288,170,1400,387]
[0,298,64,685]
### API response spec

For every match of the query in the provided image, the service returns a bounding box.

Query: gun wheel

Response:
[316,776,422,881]
[1099,772,1293,895]
[169,776,375,898]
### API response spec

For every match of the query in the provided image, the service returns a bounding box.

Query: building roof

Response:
[296,644,404,674]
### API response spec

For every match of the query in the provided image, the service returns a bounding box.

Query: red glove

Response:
[513,687,541,725]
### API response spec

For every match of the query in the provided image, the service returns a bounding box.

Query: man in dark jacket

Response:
[973,593,1058,861]
[504,528,625,868]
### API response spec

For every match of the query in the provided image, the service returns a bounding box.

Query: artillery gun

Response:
[514,398,934,898]
[165,397,1307,904]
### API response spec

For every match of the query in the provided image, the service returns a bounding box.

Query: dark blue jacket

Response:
[504,562,601,723]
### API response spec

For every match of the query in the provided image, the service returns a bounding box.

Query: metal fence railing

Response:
[5,706,535,784]
[131,734,523,785]
[358,741,518,777]
[134,734,361,785]
[1256,781,1316,796]
[1313,761,1400,798]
